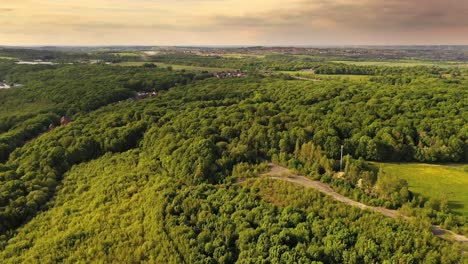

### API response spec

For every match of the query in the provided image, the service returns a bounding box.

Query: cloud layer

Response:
[0,0,467,45]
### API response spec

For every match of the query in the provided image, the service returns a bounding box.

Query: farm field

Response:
[110,52,142,57]
[332,60,468,68]
[278,70,371,81]
[0,56,16,60]
[376,163,468,216]
[218,53,266,58]
[113,61,232,71]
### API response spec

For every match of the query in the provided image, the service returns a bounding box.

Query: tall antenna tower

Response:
[340,145,344,172]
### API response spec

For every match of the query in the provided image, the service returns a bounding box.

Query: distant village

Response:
[214,70,246,79]
[123,91,158,103]
[16,59,57,65]
[48,116,72,131]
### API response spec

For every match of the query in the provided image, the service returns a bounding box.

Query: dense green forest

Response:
[0,154,460,263]
[0,62,210,162]
[0,54,467,262]
[0,47,143,63]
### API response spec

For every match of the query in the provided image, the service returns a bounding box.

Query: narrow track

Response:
[264,163,468,244]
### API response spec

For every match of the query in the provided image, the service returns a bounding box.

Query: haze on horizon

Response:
[1,0,468,46]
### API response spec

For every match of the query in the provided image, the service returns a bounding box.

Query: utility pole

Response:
[340,145,344,172]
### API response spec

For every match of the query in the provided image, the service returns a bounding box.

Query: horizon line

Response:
[2,44,468,48]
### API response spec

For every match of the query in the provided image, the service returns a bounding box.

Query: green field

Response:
[111,52,143,57]
[218,53,266,59]
[376,163,468,216]
[114,61,231,71]
[0,56,16,60]
[332,60,468,68]
[278,70,370,81]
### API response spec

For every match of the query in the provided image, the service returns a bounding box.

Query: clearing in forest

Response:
[375,163,468,217]
[331,60,468,68]
[113,61,232,72]
[262,163,468,245]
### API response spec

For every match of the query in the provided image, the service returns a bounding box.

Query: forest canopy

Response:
[0,54,466,263]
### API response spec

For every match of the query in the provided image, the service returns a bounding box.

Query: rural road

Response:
[264,163,468,244]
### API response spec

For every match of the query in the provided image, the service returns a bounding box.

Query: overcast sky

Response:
[1,0,467,46]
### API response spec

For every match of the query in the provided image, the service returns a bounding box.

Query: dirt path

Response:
[264,163,468,244]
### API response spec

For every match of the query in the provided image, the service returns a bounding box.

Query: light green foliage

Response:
[332,60,468,68]
[0,56,16,60]
[231,162,269,179]
[0,155,463,262]
[114,61,232,72]
[278,71,371,81]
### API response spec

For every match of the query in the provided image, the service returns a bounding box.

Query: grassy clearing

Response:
[317,74,371,81]
[375,162,468,216]
[113,61,232,72]
[0,56,16,60]
[218,53,266,59]
[332,60,468,68]
[278,70,370,81]
[111,52,143,57]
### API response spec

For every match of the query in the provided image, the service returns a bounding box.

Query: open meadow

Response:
[278,70,371,81]
[376,163,468,216]
[113,61,231,71]
[332,60,468,68]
